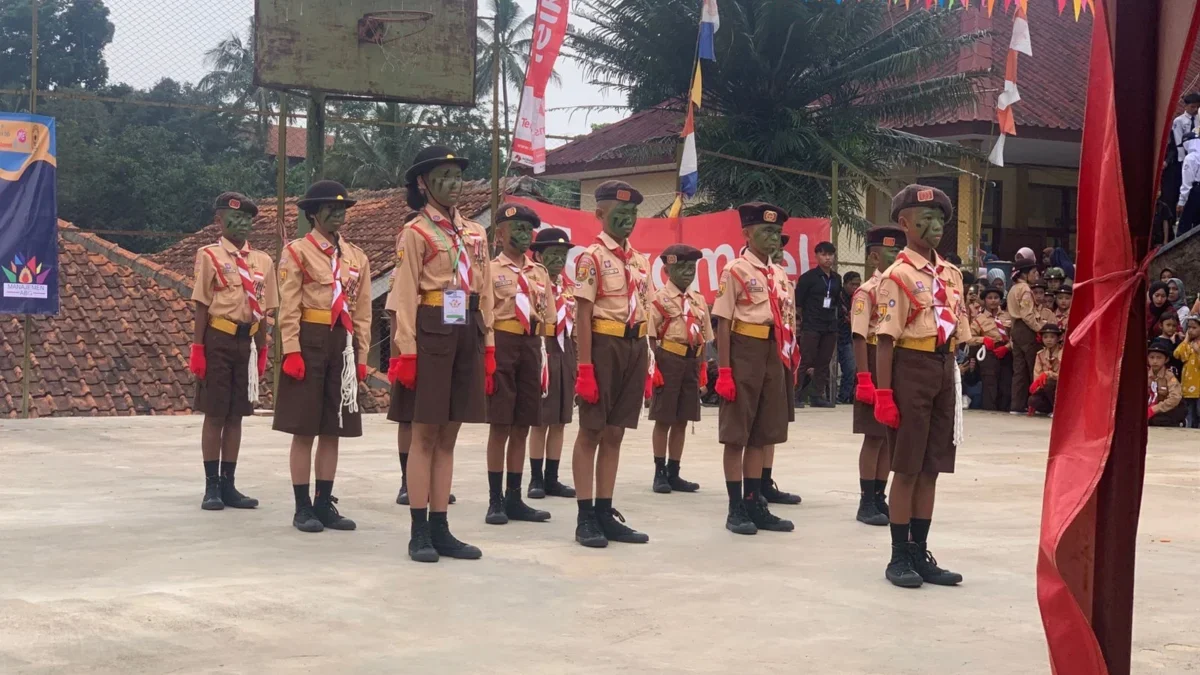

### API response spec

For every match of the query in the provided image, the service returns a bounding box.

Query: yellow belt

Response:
[896,336,957,353]
[495,319,536,336]
[420,290,480,308]
[542,322,557,337]
[300,308,332,325]
[592,318,647,339]
[208,316,259,336]
[732,320,772,340]
[660,339,700,357]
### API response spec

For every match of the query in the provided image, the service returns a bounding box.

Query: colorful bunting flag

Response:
[679,106,699,198]
[699,0,720,61]
[690,63,703,108]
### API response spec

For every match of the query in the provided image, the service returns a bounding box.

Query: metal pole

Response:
[830,160,840,246]
[273,96,288,397]
[490,17,502,234]
[29,0,37,114]
[22,0,39,419]
[306,92,326,188]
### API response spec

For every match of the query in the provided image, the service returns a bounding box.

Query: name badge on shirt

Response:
[443,289,468,325]
[823,296,832,309]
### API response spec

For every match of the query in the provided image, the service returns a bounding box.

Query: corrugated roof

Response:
[543,104,681,176]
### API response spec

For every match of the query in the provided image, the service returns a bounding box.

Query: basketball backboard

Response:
[254,0,477,105]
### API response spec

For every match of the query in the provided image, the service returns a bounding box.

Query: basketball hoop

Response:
[357,10,433,45]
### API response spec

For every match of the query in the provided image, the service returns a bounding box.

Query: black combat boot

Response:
[885,543,924,588]
[725,500,758,535]
[527,475,546,499]
[810,396,836,409]
[293,505,323,533]
[313,495,356,531]
[856,493,888,526]
[747,498,794,532]
[652,464,672,494]
[396,475,409,505]
[596,506,650,543]
[575,510,608,548]
[544,477,576,498]
[910,543,963,586]
[220,478,259,509]
[408,519,439,563]
[505,488,551,522]
[667,461,699,492]
[485,493,508,524]
[763,479,802,505]
[430,514,482,560]
[201,476,224,511]
[875,491,890,518]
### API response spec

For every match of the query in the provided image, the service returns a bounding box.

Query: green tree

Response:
[477,0,565,142]
[571,0,985,233]
[0,0,114,97]
[327,104,432,190]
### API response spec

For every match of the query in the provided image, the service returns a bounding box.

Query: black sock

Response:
[530,457,545,482]
[314,479,333,505]
[725,480,741,507]
[654,455,666,470]
[488,471,503,499]
[667,458,681,477]
[399,451,409,478]
[429,511,448,523]
[860,478,874,496]
[910,518,932,544]
[875,478,888,496]
[762,466,774,484]
[545,458,560,483]
[204,460,219,478]
[595,497,613,513]
[293,484,311,510]
[890,522,910,546]
[577,498,594,515]
[506,471,522,492]
[410,507,427,524]
[220,461,236,480]
[743,477,763,502]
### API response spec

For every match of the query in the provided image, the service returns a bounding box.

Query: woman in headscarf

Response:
[1148,281,1175,334]
[1167,277,1189,323]
[987,268,1006,291]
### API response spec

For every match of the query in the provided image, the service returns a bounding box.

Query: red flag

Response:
[512,0,570,174]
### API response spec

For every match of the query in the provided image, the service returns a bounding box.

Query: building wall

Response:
[580,171,689,214]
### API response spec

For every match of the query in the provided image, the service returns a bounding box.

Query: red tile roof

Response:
[265,125,335,160]
[543,104,682,177]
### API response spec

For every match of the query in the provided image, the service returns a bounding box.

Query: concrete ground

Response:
[0,409,1197,674]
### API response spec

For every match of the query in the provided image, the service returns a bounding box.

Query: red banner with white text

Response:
[511,0,569,174]
[510,198,830,302]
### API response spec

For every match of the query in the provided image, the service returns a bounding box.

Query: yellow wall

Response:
[580,171,689,214]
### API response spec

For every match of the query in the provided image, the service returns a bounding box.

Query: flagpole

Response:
[22,0,39,419]
[670,4,709,218]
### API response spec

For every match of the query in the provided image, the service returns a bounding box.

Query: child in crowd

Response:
[1158,314,1185,381]
[1148,338,1186,427]
[1028,324,1063,415]
[1172,316,1200,428]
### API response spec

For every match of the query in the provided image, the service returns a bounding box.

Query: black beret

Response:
[594,180,643,205]
[981,287,1005,300]
[1148,336,1175,356]
[1040,323,1064,335]
[660,244,703,264]
[529,227,574,251]
[405,145,469,184]
[865,225,906,249]
[738,202,788,228]
[213,191,258,217]
[890,184,953,223]
[495,202,540,228]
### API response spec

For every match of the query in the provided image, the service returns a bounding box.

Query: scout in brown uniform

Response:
[1028,324,1064,415]
[1148,338,1186,426]
[648,244,713,494]
[1031,281,1058,329]
[1054,283,1073,337]
[273,181,371,534]
[759,236,803,506]
[873,184,969,588]
[571,180,652,548]
[967,287,1013,411]
[1007,252,1042,414]
[712,202,796,536]
[387,146,493,562]
[189,192,278,511]
[850,225,905,527]
[483,203,553,525]
[527,228,578,500]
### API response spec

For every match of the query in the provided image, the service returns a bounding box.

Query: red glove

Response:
[644,373,654,400]
[189,344,206,380]
[993,345,1010,359]
[282,352,305,381]
[394,355,417,389]
[983,337,996,351]
[855,372,876,404]
[873,389,900,428]
[653,365,665,388]
[715,367,736,401]
[1147,405,1156,421]
[256,344,268,377]
[357,364,368,382]
[576,363,599,404]
[1029,372,1048,394]
[485,346,497,396]
[699,363,708,389]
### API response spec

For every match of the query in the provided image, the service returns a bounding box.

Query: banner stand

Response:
[21,316,31,417]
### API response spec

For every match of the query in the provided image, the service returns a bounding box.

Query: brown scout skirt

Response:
[852,343,888,438]
[886,347,957,475]
[195,325,254,419]
[718,332,789,448]
[579,332,648,431]
[649,346,702,424]
[487,329,545,427]
[540,334,576,425]
[387,304,487,426]
[273,322,363,438]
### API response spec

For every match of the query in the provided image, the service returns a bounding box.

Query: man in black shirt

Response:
[795,241,840,408]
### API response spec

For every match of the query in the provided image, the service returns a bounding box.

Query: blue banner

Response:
[0,112,58,316]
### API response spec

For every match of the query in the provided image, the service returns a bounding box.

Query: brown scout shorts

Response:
[579,333,648,431]
[194,325,254,419]
[718,332,789,448]
[487,329,545,427]
[273,322,363,438]
[852,343,888,438]
[649,347,702,424]
[540,335,575,425]
[887,347,957,474]
[389,305,487,426]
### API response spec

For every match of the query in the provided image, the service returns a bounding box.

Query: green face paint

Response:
[221,209,254,242]
[538,246,570,277]
[502,220,534,254]
[426,164,464,207]
[666,260,697,291]
[315,205,347,234]
[771,249,785,266]
[908,207,944,249]
[746,224,782,258]
[879,244,902,269]
[602,203,639,241]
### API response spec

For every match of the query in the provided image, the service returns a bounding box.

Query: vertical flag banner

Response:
[699,0,720,61]
[679,106,699,199]
[512,0,570,174]
[0,112,58,316]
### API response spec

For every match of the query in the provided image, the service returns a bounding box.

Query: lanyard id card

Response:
[823,296,832,309]
[443,289,468,325]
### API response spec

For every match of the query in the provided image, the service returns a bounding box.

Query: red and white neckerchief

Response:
[899,251,957,345]
[306,232,353,333]
[761,263,790,366]
[502,255,534,334]
[225,239,263,322]
[553,277,575,350]
[596,235,638,326]
[681,293,703,346]
[991,309,1009,341]
[426,207,472,290]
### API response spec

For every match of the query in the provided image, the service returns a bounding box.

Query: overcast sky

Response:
[102,0,625,144]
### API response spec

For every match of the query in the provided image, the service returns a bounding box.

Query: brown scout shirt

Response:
[875,248,972,344]
[489,251,554,331]
[1033,343,1063,381]
[850,270,883,340]
[968,308,1012,346]
[648,283,715,346]
[192,237,279,324]
[388,206,495,354]
[711,251,790,324]
[277,230,372,364]
[573,231,651,324]
[1007,280,1042,332]
[1148,367,1183,413]
[1036,305,1058,330]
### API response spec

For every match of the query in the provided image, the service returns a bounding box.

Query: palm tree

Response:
[570,0,988,234]
[327,104,433,190]
[477,0,548,141]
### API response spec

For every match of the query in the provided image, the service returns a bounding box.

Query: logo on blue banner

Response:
[0,112,58,315]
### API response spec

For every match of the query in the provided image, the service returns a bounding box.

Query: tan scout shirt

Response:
[711,251,789,324]
[1035,305,1058,331]
[1055,307,1071,333]
[850,270,884,340]
[191,238,279,324]
[1007,280,1041,332]
[389,206,495,354]
[648,283,715,346]
[968,309,1012,346]
[489,252,553,330]
[573,232,651,324]
[1149,367,1183,413]
[1033,343,1063,380]
[875,248,971,344]
[277,230,372,364]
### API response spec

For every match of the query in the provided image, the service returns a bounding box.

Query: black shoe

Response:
[652,466,672,494]
[910,543,963,586]
[219,479,259,509]
[886,543,924,588]
[485,494,509,525]
[201,476,224,511]
[431,519,482,559]
[313,496,356,531]
[449,493,456,505]
[575,512,608,548]
[810,397,836,409]
[763,479,802,505]
[875,492,890,518]
[544,478,576,498]
[747,498,794,532]
[505,488,551,522]
[527,476,546,499]
[856,493,889,526]
[725,501,758,535]
[596,507,650,543]
[667,473,700,493]
[293,505,324,533]
[408,520,439,563]
[396,476,409,505]
[795,398,806,409]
